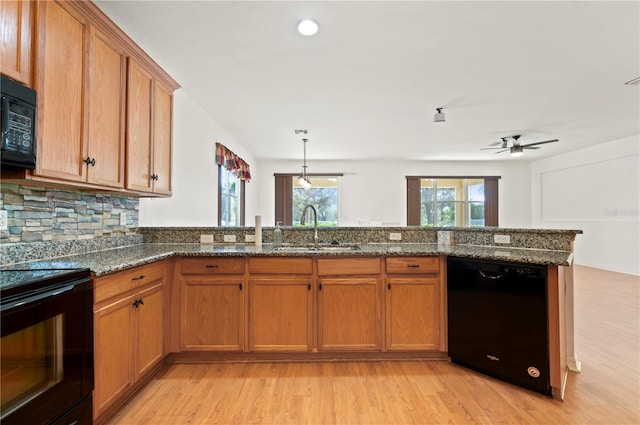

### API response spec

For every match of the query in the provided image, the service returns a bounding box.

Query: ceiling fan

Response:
[482,135,559,157]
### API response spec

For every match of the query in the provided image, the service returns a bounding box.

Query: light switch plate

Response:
[223,234,236,243]
[0,210,7,231]
[200,234,214,244]
[494,234,511,244]
[389,232,402,241]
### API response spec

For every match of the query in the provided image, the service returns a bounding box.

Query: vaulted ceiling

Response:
[95,1,639,162]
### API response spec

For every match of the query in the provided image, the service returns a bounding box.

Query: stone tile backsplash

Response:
[1,184,139,243]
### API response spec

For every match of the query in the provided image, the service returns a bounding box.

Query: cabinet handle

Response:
[131,275,146,281]
[83,157,96,166]
[132,299,142,308]
[239,283,243,290]
[138,298,144,306]
[407,264,420,268]
[388,283,391,290]
[151,174,159,181]
[205,265,219,269]
[319,283,322,291]
[308,283,311,291]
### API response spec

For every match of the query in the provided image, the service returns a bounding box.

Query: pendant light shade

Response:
[298,138,311,189]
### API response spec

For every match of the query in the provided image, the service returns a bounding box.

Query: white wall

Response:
[138,90,257,226]
[254,159,532,228]
[531,134,640,275]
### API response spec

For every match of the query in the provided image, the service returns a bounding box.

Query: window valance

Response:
[215,142,251,181]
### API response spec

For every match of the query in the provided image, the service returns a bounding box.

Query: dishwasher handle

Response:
[478,270,503,280]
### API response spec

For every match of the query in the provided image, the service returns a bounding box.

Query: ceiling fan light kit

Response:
[433,107,445,123]
[482,135,560,157]
[298,137,311,189]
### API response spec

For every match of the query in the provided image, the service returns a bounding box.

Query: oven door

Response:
[1,278,93,425]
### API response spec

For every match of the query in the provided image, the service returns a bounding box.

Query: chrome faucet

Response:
[300,204,318,246]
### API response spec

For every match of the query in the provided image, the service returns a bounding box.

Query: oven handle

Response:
[1,280,88,312]
[1,95,9,136]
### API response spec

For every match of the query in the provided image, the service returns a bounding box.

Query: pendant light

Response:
[298,138,311,189]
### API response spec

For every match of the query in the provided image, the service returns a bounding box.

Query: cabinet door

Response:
[133,283,164,381]
[0,0,33,85]
[86,26,125,188]
[182,278,244,351]
[151,81,173,195]
[93,294,134,419]
[35,0,88,181]
[249,278,312,352]
[125,58,153,192]
[386,277,440,351]
[318,277,379,351]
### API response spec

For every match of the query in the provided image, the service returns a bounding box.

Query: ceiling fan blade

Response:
[522,139,559,147]
[481,147,504,150]
[494,149,509,154]
[523,146,541,149]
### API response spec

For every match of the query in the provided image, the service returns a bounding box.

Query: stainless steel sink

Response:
[273,244,360,252]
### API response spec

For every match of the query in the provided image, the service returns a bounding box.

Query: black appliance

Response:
[1,74,37,170]
[447,257,551,395]
[1,267,94,425]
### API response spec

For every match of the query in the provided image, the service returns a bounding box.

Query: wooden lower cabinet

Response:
[182,278,244,351]
[385,257,443,351]
[386,277,440,350]
[318,277,379,351]
[93,262,165,422]
[249,278,313,352]
[179,257,246,351]
[317,258,382,351]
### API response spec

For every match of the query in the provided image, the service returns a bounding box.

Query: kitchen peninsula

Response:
[1,226,581,423]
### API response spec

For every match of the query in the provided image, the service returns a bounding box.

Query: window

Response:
[275,174,341,226]
[407,176,499,227]
[218,166,245,226]
[215,143,250,227]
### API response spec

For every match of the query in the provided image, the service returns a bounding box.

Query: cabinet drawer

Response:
[94,261,165,304]
[180,257,245,275]
[317,258,381,276]
[386,257,440,274]
[248,257,312,274]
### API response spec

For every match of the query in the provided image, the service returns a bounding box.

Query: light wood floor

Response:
[105,265,639,424]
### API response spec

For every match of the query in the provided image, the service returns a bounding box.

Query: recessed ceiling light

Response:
[297,19,319,36]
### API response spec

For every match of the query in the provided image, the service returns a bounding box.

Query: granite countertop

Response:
[0,242,574,277]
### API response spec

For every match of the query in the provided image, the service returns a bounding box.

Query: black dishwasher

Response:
[447,257,551,395]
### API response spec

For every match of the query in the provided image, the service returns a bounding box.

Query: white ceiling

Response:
[94,1,639,162]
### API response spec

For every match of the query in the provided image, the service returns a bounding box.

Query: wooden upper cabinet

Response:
[126,59,173,195]
[86,26,126,188]
[125,59,153,193]
[1,0,34,86]
[35,0,88,182]
[152,81,173,195]
[2,0,178,196]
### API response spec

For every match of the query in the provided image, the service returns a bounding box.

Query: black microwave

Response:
[1,75,37,170]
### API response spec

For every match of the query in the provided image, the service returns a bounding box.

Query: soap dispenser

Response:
[273,222,283,247]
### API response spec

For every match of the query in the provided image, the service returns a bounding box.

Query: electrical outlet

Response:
[223,234,236,243]
[119,212,127,226]
[437,231,451,245]
[389,232,402,241]
[245,234,256,242]
[200,234,214,244]
[0,210,8,231]
[494,234,511,244]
